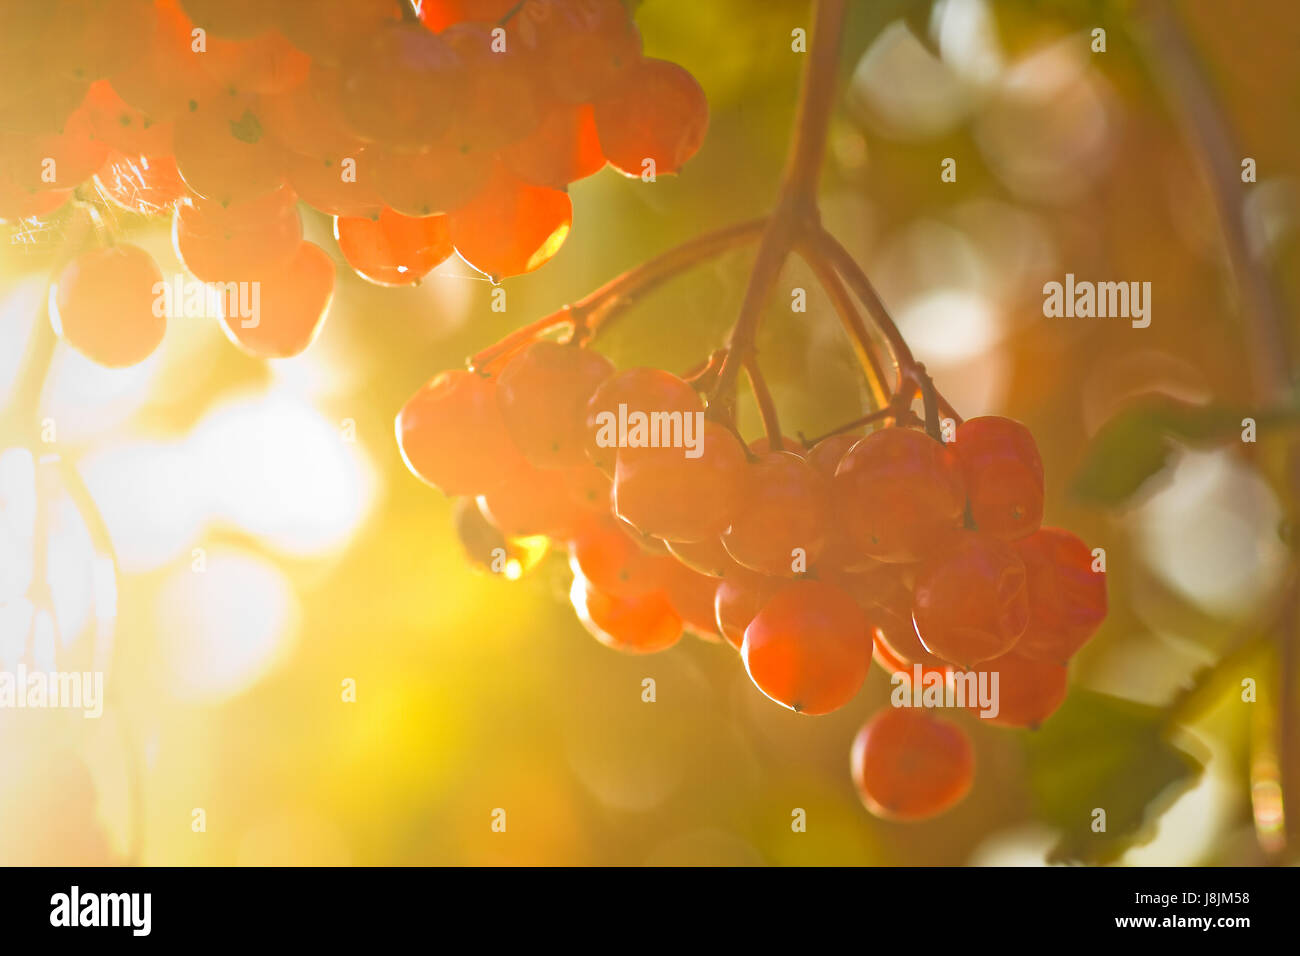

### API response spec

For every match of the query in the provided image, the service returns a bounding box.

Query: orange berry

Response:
[851,708,974,820]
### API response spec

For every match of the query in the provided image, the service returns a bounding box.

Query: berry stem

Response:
[796,245,892,411]
[398,0,421,24]
[806,225,964,425]
[708,0,848,417]
[779,0,849,210]
[707,213,796,419]
[468,307,571,371]
[468,218,767,370]
[798,402,921,448]
[915,364,943,442]
[745,356,783,450]
[573,217,767,339]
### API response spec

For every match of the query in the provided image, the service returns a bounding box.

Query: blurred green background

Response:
[1,0,1298,865]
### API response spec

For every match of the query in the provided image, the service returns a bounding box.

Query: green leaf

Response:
[1024,689,1205,864]
[1069,396,1250,507]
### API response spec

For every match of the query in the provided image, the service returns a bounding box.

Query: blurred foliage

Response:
[1025,689,1204,863]
[1070,396,1261,506]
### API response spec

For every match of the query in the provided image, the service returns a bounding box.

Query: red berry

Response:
[722,451,832,577]
[50,243,166,368]
[337,21,460,148]
[199,30,311,96]
[806,433,860,477]
[568,515,667,599]
[569,571,682,655]
[517,0,642,104]
[664,535,736,578]
[849,566,956,674]
[478,461,584,537]
[172,95,285,207]
[334,207,454,286]
[974,650,1069,728]
[82,80,174,157]
[953,416,1044,540]
[440,22,542,152]
[714,568,782,650]
[216,241,335,360]
[283,148,384,220]
[180,0,275,38]
[1012,528,1107,662]
[912,530,1029,669]
[613,421,749,543]
[501,102,605,190]
[594,58,707,176]
[419,1,519,33]
[658,558,724,641]
[850,708,974,820]
[371,140,492,218]
[742,579,871,715]
[450,162,572,279]
[496,341,616,469]
[173,187,302,282]
[584,366,703,474]
[834,427,966,563]
[563,462,613,514]
[396,370,526,495]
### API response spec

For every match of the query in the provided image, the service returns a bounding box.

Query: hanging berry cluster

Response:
[398,323,1109,820]
[394,0,1110,821]
[2,0,707,364]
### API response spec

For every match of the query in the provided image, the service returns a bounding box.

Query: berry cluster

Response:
[3,0,707,365]
[398,341,1108,820]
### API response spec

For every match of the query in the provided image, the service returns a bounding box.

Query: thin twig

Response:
[465,219,767,371]
[744,357,783,449]
[708,0,848,416]
[796,243,892,410]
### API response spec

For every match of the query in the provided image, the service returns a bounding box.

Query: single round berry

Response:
[742,579,871,715]
[613,421,749,543]
[714,568,782,650]
[834,427,966,563]
[594,58,708,177]
[502,102,605,189]
[173,187,302,282]
[50,243,166,368]
[337,21,460,148]
[912,530,1029,668]
[584,366,703,473]
[478,460,584,537]
[953,416,1044,540]
[396,370,526,496]
[723,451,832,577]
[658,557,724,641]
[172,96,285,207]
[974,650,1069,729]
[569,571,682,655]
[450,162,571,279]
[217,240,335,359]
[850,708,974,821]
[334,207,454,286]
[496,340,616,469]
[567,515,668,599]
[1012,527,1107,662]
